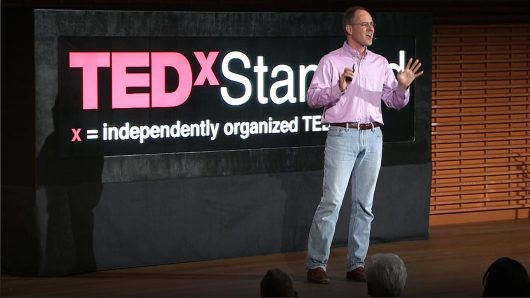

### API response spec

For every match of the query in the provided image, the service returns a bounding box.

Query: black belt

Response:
[330,122,381,130]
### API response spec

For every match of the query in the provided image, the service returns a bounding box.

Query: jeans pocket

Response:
[373,127,383,138]
[325,129,354,162]
[326,126,344,137]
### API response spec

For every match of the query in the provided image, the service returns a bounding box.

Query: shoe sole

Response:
[308,278,330,284]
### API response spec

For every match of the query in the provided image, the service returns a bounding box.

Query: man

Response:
[365,253,408,296]
[305,6,423,284]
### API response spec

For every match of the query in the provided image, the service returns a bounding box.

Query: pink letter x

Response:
[193,51,220,86]
[71,128,82,142]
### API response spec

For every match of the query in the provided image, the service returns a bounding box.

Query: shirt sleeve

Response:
[306,56,343,109]
[381,61,410,110]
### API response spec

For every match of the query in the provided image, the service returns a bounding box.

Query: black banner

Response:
[57,35,415,157]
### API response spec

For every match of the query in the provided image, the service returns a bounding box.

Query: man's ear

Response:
[345,24,352,35]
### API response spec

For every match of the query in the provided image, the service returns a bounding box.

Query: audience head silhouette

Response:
[482,257,530,297]
[260,268,298,297]
[365,253,407,297]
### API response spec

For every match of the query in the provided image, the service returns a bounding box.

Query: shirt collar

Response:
[342,41,369,59]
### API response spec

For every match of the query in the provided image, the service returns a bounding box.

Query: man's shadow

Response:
[36,98,104,276]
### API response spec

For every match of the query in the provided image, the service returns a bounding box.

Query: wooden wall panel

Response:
[430,24,530,225]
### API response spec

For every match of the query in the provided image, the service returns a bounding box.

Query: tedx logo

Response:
[69,51,220,110]
[67,49,319,143]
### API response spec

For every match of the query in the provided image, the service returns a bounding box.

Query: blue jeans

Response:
[306,126,383,271]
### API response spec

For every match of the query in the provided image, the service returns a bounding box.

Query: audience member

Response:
[365,253,407,297]
[482,257,530,297]
[261,268,298,297]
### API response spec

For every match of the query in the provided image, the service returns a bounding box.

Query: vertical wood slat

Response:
[430,24,530,225]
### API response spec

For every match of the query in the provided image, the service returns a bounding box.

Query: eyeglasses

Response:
[350,21,376,28]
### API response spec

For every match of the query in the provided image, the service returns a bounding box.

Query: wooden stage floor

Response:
[2,219,530,297]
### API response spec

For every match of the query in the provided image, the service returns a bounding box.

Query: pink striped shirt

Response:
[307,41,410,125]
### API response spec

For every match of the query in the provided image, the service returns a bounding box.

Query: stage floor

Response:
[2,219,530,297]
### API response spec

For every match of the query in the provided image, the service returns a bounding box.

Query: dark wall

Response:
[2,0,529,24]
[1,8,41,275]
[1,8,35,187]
[34,166,430,273]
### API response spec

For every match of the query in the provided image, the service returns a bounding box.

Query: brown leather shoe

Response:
[307,267,330,284]
[346,267,366,282]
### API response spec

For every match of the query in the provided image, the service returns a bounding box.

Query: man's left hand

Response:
[397,58,424,90]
